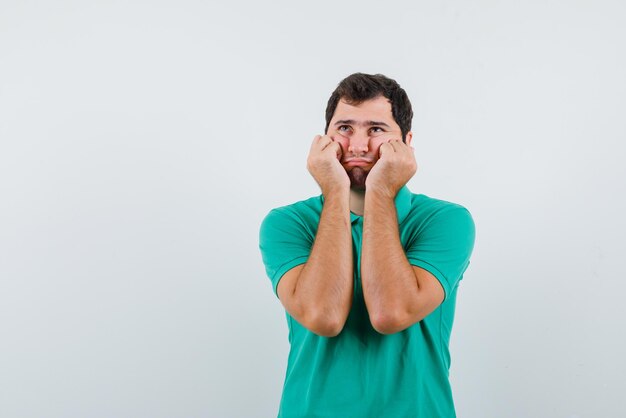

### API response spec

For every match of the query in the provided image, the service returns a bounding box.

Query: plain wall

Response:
[1,1,625,417]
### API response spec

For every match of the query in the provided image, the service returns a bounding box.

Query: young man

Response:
[259,73,475,418]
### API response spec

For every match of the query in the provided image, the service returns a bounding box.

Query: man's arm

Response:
[276,135,353,337]
[361,139,444,334]
[361,190,444,334]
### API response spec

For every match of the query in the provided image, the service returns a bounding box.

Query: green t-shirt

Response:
[259,186,475,418]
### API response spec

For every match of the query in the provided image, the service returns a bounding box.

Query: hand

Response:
[307,135,350,195]
[365,139,417,198]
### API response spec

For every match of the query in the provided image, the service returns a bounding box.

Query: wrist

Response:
[322,184,350,200]
[365,184,398,200]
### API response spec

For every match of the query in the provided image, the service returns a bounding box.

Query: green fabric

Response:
[259,186,475,418]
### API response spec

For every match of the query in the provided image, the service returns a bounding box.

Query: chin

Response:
[348,167,368,190]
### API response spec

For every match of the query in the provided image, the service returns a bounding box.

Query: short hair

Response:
[325,73,413,141]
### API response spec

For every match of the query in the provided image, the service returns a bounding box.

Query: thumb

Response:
[378,142,393,158]
[326,139,343,159]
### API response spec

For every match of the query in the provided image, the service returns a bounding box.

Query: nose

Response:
[348,132,369,156]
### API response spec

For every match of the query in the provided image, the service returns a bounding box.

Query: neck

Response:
[349,188,366,216]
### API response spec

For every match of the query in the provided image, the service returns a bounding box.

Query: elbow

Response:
[312,323,344,338]
[369,310,412,335]
[305,311,346,337]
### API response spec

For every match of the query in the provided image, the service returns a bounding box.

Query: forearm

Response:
[361,190,418,332]
[294,189,353,332]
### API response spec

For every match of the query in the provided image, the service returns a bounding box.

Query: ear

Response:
[404,131,413,146]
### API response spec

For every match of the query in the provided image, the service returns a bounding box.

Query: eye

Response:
[369,127,384,134]
[337,125,352,133]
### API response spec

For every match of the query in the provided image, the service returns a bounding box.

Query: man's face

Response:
[327,96,412,190]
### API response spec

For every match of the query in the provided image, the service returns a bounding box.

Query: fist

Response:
[365,139,417,197]
[306,135,350,194]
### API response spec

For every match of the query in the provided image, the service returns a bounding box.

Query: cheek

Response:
[333,136,350,153]
[371,139,388,155]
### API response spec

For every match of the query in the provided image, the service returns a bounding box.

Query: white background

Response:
[1,1,625,417]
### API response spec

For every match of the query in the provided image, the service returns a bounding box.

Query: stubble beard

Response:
[347,167,368,191]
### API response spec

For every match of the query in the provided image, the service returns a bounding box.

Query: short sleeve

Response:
[405,205,476,300]
[259,207,314,297]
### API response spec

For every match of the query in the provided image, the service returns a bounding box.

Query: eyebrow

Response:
[334,119,391,128]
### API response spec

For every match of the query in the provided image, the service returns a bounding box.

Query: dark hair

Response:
[325,73,413,141]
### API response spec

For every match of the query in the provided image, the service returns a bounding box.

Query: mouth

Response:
[343,158,373,167]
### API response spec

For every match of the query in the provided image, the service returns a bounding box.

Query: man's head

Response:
[325,73,413,142]
[324,73,414,190]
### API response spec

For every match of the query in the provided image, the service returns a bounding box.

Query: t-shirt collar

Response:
[321,186,412,224]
